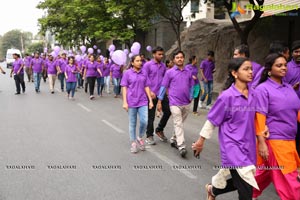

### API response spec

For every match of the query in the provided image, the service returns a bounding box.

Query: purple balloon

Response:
[109,44,115,52]
[75,55,81,62]
[124,49,129,55]
[50,51,57,58]
[112,50,127,66]
[80,45,86,53]
[54,46,60,53]
[109,51,114,57]
[93,45,97,49]
[88,48,94,54]
[146,45,152,52]
[131,45,140,55]
[97,49,101,54]
[132,42,141,50]
[68,50,73,53]
[128,53,134,58]
[44,48,48,53]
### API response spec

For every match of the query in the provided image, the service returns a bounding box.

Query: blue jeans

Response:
[128,106,148,141]
[66,82,77,97]
[33,72,42,91]
[104,76,110,93]
[200,80,213,106]
[58,73,65,90]
[77,73,83,87]
[113,78,121,95]
[96,77,105,95]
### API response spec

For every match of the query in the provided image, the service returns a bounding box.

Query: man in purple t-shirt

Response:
[143,46,171,145]
[199,51,215,110]
[157,51,194,158]
[30,52,44,93]
[10,53,26,95]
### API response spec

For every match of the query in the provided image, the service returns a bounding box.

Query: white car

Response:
[6,49,22,68]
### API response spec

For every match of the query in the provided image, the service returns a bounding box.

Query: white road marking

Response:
[147,147,198,180]
[101,120,125,134]
[77,103,91,112]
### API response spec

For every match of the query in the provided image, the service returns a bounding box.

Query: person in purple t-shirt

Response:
[24,54,32,82]
[199,51,215,110]
[103,58,111,94]
[30,52,44,93]
[83,54,98,100]
[57,53,68,92]
[65,56,78,100]
[143,46,171,145]
[185,56,201,114]
[45,54,58,94]
[121,55,154,153]
[192,57,257,200]
[157,51,194,158]
[96,56,104,97]
[110,62,123,98]
[10,53,26,95]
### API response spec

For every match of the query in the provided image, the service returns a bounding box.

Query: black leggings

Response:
[212,170,253,200]
[87,77,96,96]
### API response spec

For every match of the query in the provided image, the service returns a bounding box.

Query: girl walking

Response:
[192,57,259,200]
[83,55,97,100]
[121,55,154,153]
[65,56,78,100]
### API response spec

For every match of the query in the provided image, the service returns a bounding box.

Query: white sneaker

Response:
[198,101,204,108]
[206,105,212,110]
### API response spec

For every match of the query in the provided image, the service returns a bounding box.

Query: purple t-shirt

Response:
[200,59,215,81]
[45,60,57,75]
[185,64,199,85]
[121,68,150,108]
[96,62,104,78]
[252,66,264,89]
[13,59,24,74]
[143,59,166,96]
[283,59,300,97]
[102,64,111,77]
[58,58,68,73]
[65,64,77,83]
[255,78,300,140]
[161,65,193,106]
[31,58,43,73]
[85,61,97,77]
[208,84,256,167]
[24,56,32,67]
[110,64,122,79]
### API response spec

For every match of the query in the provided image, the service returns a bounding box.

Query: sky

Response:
[0,0,44,36]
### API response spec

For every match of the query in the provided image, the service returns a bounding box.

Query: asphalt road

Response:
[0,62,279,200]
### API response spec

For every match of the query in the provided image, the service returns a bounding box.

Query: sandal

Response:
[205,184,216,200]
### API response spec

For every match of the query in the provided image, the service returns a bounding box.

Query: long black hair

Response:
[258,53,287,85]
[188,56,196,64]
[223,57,249,90]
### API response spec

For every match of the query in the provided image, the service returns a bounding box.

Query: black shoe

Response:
[15,92,20,95]
[51,91,54,94]
[35,89,38,93]
[170,140,178,149]
[22,89,25,93]
[179,148,187,158]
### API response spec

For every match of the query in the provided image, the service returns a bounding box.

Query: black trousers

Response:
[14,74,26,93]
[212,170,253,200]
[87,77,96,96]
[146,95,171,138]
[297,122,300,157]
[193,90,201,112]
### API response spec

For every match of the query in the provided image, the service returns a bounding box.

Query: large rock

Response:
[166,18,272,95]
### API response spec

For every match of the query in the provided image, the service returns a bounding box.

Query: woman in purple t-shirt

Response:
[121,55,154,153]
[83,55,97,100]
[65,56,78,100]
[192,58,258,200]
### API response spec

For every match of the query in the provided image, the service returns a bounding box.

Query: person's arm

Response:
[122,87,128,112]
[255,112,269,161]
[192,120,216,157]
[157,86,167,112]
[0,66,5,74]
[65,71,68,80]
[10,68,13,78]
[83,67,87,80]
[200,69,207,82]
[97,68,103,77]
[17,63,24,75]
[145,86,154,109]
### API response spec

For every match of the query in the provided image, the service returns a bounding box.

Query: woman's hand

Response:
[123,102,128,112]
[258,140,269,161]
[192,138,205,158]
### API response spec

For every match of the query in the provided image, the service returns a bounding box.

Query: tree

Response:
[37,0,156,48]
[154,0,189,50]
[205,0,264,45]
[0,30,32,57]
[26,42,44,54]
